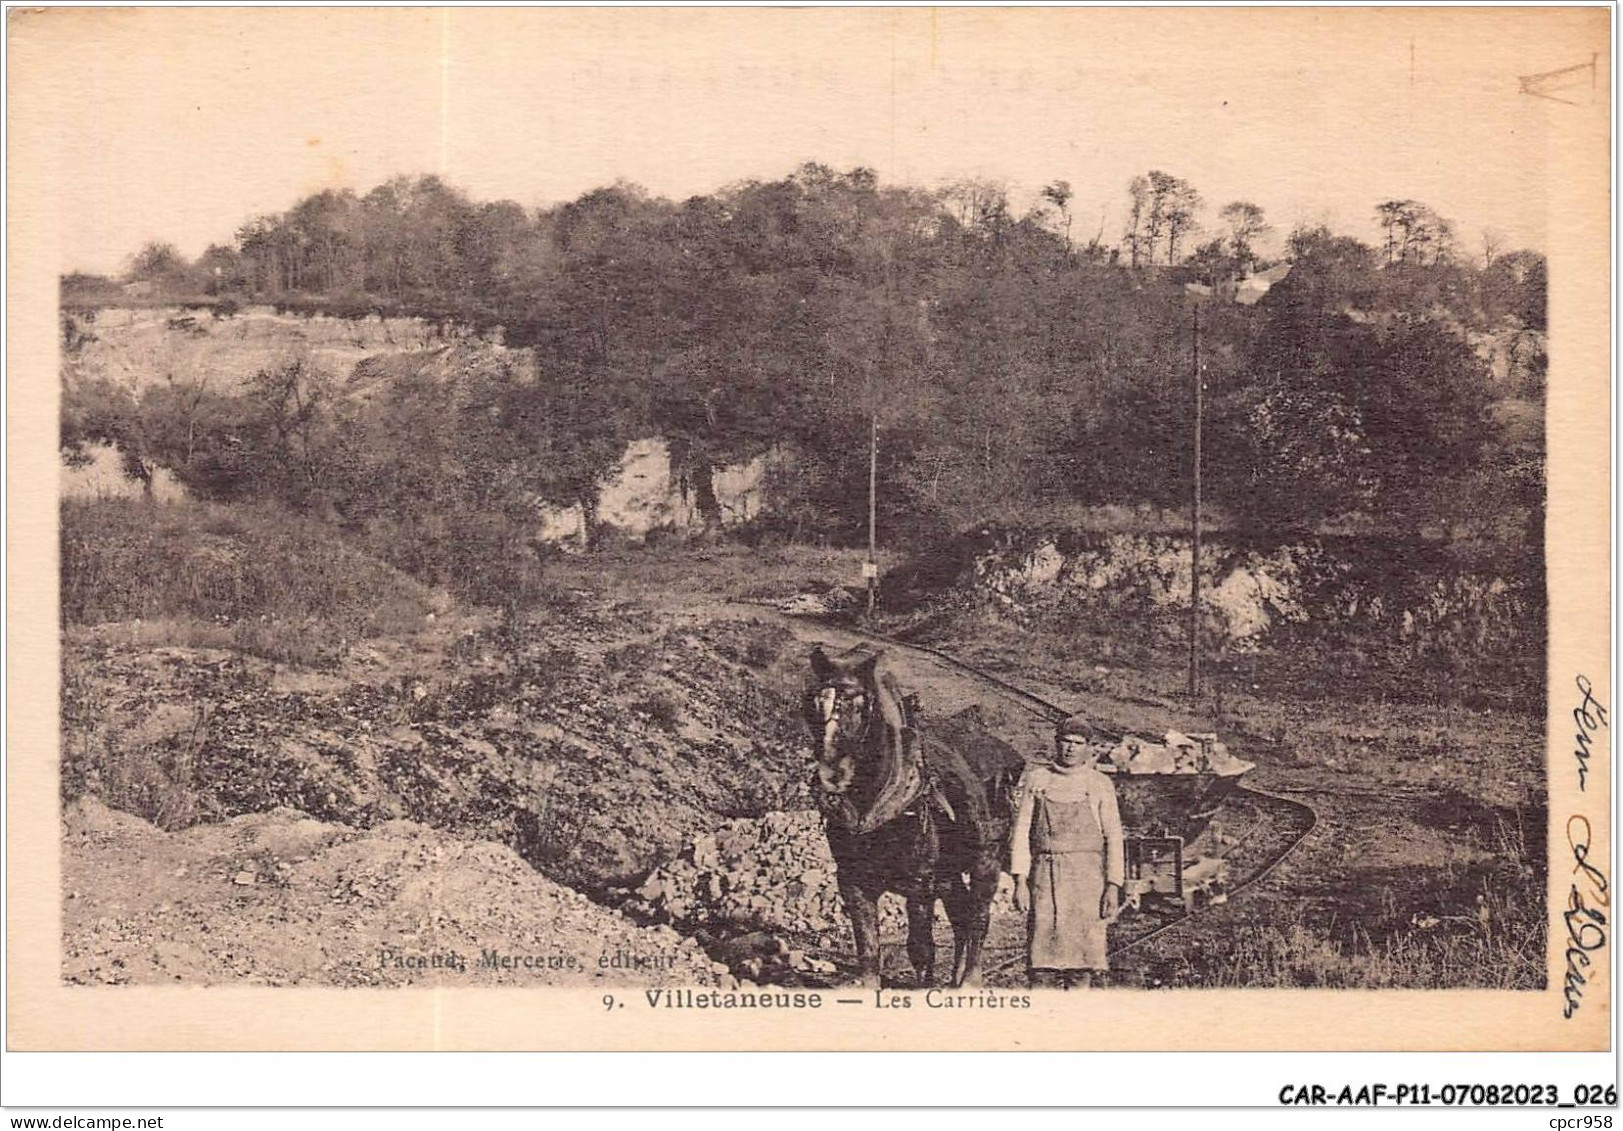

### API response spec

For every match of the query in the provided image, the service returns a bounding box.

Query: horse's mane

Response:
[810,645,919,834]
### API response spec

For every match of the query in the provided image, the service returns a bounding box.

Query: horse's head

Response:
[804,646,878,793]
[804,645,919,833]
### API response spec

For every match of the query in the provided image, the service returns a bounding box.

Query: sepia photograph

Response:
[5,4,1612,1072]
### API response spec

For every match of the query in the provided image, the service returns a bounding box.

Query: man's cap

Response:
[1056,714,1101,741]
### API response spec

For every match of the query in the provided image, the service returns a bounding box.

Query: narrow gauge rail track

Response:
[763,607,1320,970]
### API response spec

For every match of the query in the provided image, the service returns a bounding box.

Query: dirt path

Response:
[710,600,1060,752]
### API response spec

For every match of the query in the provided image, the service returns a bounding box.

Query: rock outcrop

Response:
[957,529,1537,656]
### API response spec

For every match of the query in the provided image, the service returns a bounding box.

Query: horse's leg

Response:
[942,876,973,986]
[947,876,967,980]
[961,863,1002,987]
[841,878,882,988]
[945,864,1000,987]
[905,893,937,987]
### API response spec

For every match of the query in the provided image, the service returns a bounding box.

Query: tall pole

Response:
[867,399,878,617]
[1188,303,1203,696]
[866,239,894,620]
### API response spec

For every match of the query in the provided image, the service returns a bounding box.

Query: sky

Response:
[11,6,1606,275]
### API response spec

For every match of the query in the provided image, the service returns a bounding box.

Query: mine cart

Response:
[1094,733,1254,913]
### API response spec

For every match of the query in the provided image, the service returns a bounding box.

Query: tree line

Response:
[63,165,1547,578]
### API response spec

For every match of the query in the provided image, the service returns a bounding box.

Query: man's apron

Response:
[1028,793,1108,971]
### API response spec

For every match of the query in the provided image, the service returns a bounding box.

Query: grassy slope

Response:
[61,497,439,666]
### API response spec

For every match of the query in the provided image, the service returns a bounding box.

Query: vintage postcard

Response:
[5,6,1612,1057]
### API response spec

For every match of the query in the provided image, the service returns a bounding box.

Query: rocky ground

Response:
[60,576,1048,989]
[63,796,719,987]
[62,545,1545,991]
[60,592,819,986]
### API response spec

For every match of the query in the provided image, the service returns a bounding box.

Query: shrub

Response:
[631,691,683,731]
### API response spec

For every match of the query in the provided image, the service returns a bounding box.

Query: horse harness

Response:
[815,684,958,829]
[896,693,958,826]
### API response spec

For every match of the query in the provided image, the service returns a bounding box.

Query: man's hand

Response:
[1011,873,1028,914]
[1100,882,1121,921]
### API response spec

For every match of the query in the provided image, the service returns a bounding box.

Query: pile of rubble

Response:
[622,811,844,934]
[1097,731,1254,776]
[61,797,724,987]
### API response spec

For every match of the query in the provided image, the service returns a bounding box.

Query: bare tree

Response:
[941,178,1010,238]
[1124,175,1150,267]
[1374,200,1413,264]
[1428,214,1457,266]
[1040,180,1074,252]
[1374,199,1452,265]
[1218,201,1269,272]
[1147,170,1202,265]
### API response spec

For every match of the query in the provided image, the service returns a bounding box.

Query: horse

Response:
[803,644,1023,988]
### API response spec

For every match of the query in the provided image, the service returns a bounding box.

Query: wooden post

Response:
[867,401,878,617]
[1188,303,1203,697]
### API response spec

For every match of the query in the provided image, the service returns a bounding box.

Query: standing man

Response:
[1008,715,1126,988]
